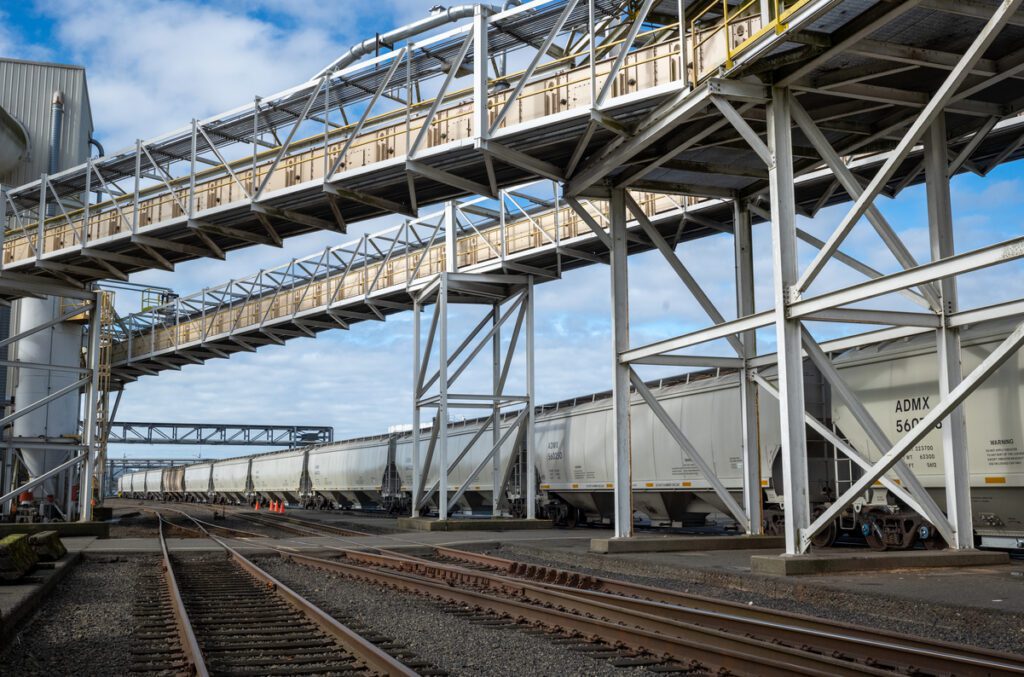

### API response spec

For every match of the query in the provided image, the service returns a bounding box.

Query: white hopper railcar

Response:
[306,435,396,511]
[143,469,163,499]
[183,462,213,502]
[828,321,1024,550]
[250,448,306,505]
[120,319,1024,550]
[210,457,251,503]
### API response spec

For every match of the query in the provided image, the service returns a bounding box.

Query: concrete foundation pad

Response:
[0,522,110,539]
[751,549,1010,576]
[396,517,553,532]
[0,552,80,646]
[590,534,784,554]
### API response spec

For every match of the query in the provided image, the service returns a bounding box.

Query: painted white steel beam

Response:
[621,310,775,363]
[789,235,1024,319]
[789,96,942,311]
[768,86,810,555]
[630,370,750,532]
[802,320,1024,551]
[796,0,1023,293]
[800,329,955,545]
[734,200,762,534]
[609,188,633,538]
[625,193,744,356]
[567,85,709,195]
[925,115,973,549]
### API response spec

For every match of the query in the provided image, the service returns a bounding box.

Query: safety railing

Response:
[3,5,690,267]
[689,0,812,79]
[110,183,696,365]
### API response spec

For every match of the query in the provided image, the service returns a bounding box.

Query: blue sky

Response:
[2,1,1021,461]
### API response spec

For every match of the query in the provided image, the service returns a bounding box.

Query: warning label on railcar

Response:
[986,438,1021,467]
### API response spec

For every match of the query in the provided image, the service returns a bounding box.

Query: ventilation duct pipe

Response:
[312,2,520,80]
[48,91,64,175]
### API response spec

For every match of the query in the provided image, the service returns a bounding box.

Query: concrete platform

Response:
[750,548,1010,576]
[0,552,80,646]
[396,517,553,532]
[591,534,784,554]
[0,522,109,539]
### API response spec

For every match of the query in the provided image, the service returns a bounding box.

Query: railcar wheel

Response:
[810,518,838,549]
[862,520,887,551]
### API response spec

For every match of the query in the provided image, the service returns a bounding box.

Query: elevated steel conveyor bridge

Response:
[4,0,1024,552]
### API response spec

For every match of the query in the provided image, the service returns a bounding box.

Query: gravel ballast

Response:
[1,555,157,675]
[474,542,1024,656]
[254,554,646,676]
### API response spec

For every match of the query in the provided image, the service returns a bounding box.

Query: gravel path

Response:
[1,555,156,675]
[254,554,647,676]
[474,543,1024,656]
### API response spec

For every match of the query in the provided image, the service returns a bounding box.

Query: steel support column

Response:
[525,275,536,520]
[437,274,450,521]
[767,88,810,554]
[734,200,762,534]
[609,187,633,538]
[491,302,502,516]
[925,114,973,549]
[411,298,422,518]
[79,294,102,522]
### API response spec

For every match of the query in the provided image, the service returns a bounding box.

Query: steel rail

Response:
[236,510,373,537]
[429,545,1024,675]
[157,516,211,677]
[148,505,268,539]
[161,511,416,676]
[326,547,966,675]
[281,548,882,676]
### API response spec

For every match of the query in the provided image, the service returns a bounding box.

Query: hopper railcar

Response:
[118,321,1024,550]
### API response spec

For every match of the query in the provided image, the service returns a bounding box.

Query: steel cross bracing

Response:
[0,292,109,522]
[104,422,334,447]
[107,99,1024,387]
[4,1,1024,551]
[596,0,1024,552]
[14,0,1005,296]
[0,0,673,295]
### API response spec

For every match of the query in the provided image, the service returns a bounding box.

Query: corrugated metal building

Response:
[0,57,94,187]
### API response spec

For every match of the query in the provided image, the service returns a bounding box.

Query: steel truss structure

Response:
[410,200,536,518]
[105,422,333,447]
[2,0,1024,550]
[0,291,112,522]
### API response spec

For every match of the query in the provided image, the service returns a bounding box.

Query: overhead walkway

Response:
[108,107,1024,386]
[4,0,1019,301]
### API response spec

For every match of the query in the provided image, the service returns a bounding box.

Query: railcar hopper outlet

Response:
[2,0,1024,570]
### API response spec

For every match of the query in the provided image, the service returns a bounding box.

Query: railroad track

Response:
[149,512,417,676]
[236,511,373,537]
[143,506,269,539]
[276,545,1024,676]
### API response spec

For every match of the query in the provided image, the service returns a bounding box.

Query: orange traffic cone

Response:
[255,500,261,511]
[279,501,285,513]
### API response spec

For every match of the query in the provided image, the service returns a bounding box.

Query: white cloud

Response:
[36,0,352,152]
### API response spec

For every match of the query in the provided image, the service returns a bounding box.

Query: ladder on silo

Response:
[94,291,115,500]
